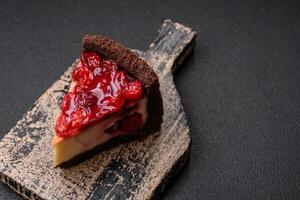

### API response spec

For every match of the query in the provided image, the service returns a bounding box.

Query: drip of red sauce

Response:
[55,52,143,138]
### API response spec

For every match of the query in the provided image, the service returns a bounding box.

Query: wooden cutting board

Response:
[0,19,197,200]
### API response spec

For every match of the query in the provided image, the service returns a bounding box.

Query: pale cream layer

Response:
[53,96,148,167]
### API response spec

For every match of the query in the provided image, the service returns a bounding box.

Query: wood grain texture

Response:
[0,19,197,200]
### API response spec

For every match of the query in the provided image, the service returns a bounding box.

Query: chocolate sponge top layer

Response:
[82,35,159,89]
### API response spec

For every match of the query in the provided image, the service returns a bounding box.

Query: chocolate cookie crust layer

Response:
[83,35,163,135]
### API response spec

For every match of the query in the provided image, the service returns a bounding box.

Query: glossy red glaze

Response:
[104,113,143,134]
[119,113,144,132]
[55,52,143,138]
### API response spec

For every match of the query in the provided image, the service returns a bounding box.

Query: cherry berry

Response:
[124,81,143,101]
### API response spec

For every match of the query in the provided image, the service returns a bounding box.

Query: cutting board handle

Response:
[144,19,197,75]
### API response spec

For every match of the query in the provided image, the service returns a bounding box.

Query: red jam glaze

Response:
[55,51,143,138]
[104,113,143,134]
[119,113,144,132]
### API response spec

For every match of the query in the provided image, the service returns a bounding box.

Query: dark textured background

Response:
[0,0,299,199]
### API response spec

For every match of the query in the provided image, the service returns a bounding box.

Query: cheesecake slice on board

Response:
[53,35,163,167]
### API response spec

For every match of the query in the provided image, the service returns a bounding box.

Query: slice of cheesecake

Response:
[53,35,163,167]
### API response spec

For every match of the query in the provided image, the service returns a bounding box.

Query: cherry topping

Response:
[55,51,144,138]
[124,81,143,101]
[81,51,101,69]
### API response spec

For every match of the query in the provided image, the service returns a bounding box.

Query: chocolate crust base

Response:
[83,35,163,136]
